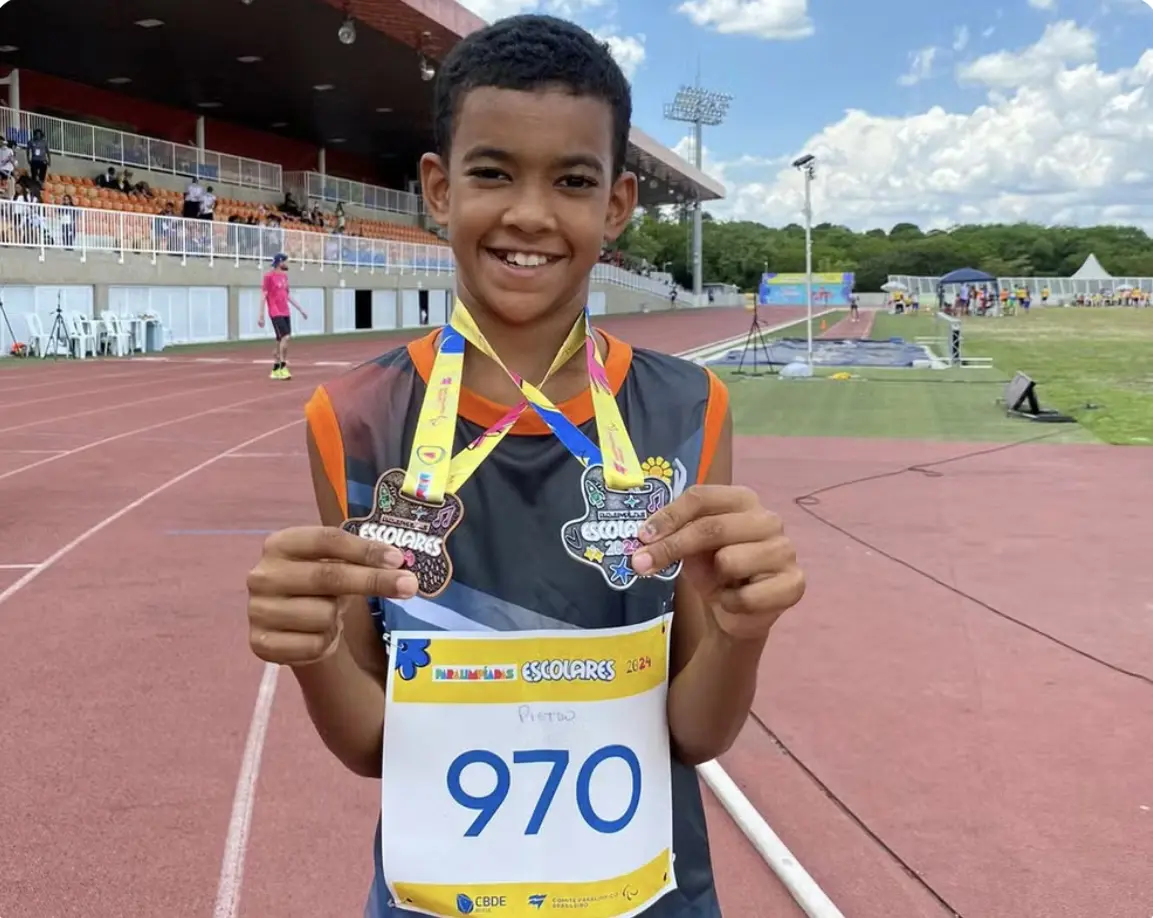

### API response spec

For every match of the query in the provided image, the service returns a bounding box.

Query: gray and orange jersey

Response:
[306,329,729,917]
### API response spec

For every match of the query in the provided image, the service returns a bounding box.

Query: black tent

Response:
[937,267,1000,313]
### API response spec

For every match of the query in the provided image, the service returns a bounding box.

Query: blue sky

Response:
[460,0,1153,230]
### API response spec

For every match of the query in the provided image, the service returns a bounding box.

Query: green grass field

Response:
[961,308,1153,446]
[723,307,1153,446]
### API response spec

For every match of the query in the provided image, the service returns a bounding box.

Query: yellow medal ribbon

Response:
[402,299,645,505]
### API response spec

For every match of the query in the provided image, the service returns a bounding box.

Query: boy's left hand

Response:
[630,485,804,642]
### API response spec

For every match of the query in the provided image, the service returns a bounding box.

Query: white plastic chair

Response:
[68,312,97,359]
[24,313,50,358]
[100,311,130,357]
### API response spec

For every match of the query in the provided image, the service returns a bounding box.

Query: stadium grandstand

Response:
[0,0,733,356]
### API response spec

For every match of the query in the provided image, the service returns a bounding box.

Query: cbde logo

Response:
[456,893,507,915]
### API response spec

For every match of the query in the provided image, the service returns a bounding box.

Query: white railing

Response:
[593,262,683,299]
[284,171,422,216]
[0,199,695,301]
[0,107,283,193]
[889,274,1153,303]
[0,198,452,273]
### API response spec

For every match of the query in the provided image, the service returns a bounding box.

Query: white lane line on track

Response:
[225,452,306,459]
[0,563,39,570]
[0,364,190,396]
[698,762,845,917]
[213,662,279,918]
[0,363,220,410]
[0,365,268,435]
[0,387,307,483]
[0,418,302,609]
[213,326,842,918]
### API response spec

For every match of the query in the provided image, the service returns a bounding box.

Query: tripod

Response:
[733,306,776,377]
[0,293,19,358]
[44,296,71,360]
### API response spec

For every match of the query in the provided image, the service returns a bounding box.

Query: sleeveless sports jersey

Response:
[306,329,730,918]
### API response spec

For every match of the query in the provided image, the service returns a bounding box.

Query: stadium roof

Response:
[0,0,723,206]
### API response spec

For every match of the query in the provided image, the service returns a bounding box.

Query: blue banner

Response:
[757,272,855,307]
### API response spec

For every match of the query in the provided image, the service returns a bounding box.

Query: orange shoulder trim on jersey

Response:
[698,368,730,484]
[407,328,633,436]
[304,385,348,518]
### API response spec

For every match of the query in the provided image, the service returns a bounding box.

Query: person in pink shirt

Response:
[258,253,308,380]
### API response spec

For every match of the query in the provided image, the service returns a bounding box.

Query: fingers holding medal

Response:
[630,484,805,640]
[246,526,418,667]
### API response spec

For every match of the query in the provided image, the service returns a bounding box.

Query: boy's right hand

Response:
[246,527,417,667]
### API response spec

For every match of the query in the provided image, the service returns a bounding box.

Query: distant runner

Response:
[258,252,308,380]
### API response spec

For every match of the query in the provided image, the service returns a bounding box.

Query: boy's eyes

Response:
[464,168,598,190]
[557,175,598,190]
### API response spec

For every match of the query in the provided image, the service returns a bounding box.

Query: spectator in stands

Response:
[199,185,217,220]
[11,179,44,242]
[15,172,41,203]
[0,139,15,199]
[335,202,347,234]
[155,201,180,253]
[120,169,152,197]
[132,174,154,198]
[25,129,50,185]
[183,177,204,219]
[58,193,78,249]
[279,191,302,218]
[96,166,119,189]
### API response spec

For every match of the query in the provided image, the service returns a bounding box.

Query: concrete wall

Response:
[0,247,676,354]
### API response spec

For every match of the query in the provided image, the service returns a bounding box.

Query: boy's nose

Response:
[500,186,558,235]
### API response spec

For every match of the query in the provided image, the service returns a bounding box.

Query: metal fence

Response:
[0,199,703,301]
[1,106,283,193]
[284,171,422,216]
[888,274,1153,301]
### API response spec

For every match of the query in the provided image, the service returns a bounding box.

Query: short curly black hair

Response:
[432,14,632,177]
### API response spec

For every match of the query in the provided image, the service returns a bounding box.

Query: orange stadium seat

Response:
[39,175,442,246]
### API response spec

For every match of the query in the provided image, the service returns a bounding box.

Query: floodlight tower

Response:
[664,84,732,300]
[792,153,817,365]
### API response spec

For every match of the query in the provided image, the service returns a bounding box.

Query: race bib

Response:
[379,616,676,918]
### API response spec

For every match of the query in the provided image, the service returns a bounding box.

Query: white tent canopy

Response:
[1070,253,1112,281]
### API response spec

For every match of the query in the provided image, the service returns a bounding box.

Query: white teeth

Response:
[501,251,551,267]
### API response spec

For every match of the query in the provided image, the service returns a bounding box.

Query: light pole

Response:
[792,153,816,365]
[664,85,732,301]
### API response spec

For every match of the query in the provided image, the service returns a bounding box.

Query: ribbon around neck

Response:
[401,298,645,505]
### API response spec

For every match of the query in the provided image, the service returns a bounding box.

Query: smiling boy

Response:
[246,14,804,918]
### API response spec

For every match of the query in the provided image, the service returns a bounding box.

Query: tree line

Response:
[614,210,1153,292]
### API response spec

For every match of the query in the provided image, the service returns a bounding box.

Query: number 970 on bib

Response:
[379,616,677,918]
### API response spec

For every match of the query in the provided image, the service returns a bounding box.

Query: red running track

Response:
[725,436,1153,918]
[0,308,810,918]
[819,309,876,340]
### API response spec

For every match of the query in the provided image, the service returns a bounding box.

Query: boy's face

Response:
[421,86,637,327]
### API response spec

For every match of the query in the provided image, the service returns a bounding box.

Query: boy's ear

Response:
[602,169,639,245]
[419,153,451,226]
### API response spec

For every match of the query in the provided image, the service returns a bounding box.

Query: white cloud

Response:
[953,25,971,51]
[703,21,1153,232]
[594,31,646,79]
[957,20,1095,87]
[898,46,939,86]
[1028,0,1056,9]
[676,0,814,40]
